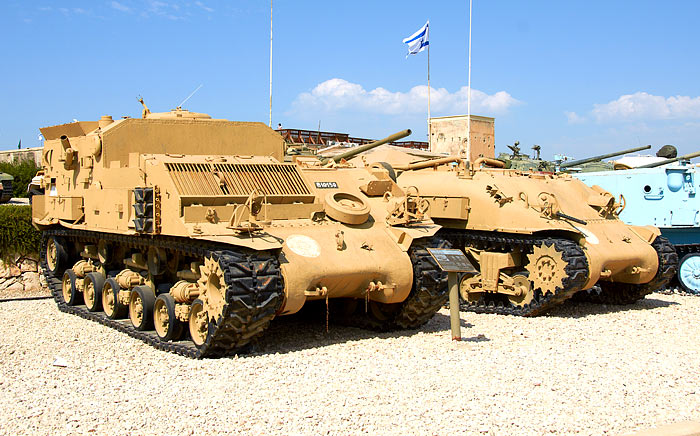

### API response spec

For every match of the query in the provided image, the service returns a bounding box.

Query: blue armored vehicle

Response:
[575,152,700,293]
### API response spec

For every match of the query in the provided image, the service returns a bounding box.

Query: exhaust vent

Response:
[166,162,314,202]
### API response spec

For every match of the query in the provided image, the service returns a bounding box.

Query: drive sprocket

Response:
[197,255,227,322]
[525,243,567,295]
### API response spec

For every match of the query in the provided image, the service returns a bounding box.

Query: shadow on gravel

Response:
[544,297,679,319]
[250,304,471,356]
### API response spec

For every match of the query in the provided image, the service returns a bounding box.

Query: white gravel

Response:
[1,294,700,436]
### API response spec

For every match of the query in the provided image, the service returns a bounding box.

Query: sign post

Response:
[426,248,476,341]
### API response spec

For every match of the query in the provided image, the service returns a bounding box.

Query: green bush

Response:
[0,205,40,260]
[0,158,40,198]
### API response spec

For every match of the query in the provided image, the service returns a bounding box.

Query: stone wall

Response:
[0,255,48,297]
[0,147,42,166]
[429,115,495,160]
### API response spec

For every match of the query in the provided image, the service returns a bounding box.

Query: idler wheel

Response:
[129,286,155,331]
[46,236,68,275]
[154,294,184,341]
[61,269,82,306]
[324,192,370,225]
[83,272,105,312]
[188,299,209,347]
[102,278,128,319]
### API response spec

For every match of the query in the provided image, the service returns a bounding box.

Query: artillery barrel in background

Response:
[322,129,412,164]
[560,145,651,169]
[637,151,700,169]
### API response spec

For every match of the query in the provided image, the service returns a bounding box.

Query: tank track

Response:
[0,180,12,203]
[439,229,589,317]
[40,228,284,359]
[331,237,449,331]
[575,236,678,305]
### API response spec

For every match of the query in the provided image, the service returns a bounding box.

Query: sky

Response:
[1,0,700,159]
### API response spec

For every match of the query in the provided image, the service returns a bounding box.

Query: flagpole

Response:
[268,0,273,127]
[427,28,431,151]
[466,0,472,157]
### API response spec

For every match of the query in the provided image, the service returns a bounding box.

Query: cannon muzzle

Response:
[320,129,412,164]
[637,150,700,168]
[560,145,651,169]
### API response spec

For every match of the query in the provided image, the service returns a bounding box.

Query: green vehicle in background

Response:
[497,142,653,173]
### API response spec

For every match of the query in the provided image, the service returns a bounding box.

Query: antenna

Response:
[178,84,203,108]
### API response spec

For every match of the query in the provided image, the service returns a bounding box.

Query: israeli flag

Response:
[403,21,429,56]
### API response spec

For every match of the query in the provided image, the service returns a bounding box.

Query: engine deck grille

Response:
[166,162,314,201]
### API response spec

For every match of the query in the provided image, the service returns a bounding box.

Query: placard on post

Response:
[426,248,476,341]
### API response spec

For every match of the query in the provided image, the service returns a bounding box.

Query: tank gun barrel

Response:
[393,156,462,171]
[320,129,412,164]
[637,150,700,168]
[560,145,651,168]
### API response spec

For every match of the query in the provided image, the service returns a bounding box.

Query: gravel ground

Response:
[1,293,699,436]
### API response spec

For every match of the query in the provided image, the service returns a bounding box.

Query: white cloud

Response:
[592,92,700,122]
[194,1,214,12]
[290,78,520,117]
[111,1,131,13]
[109,1,213,19]
[565,111,586,124]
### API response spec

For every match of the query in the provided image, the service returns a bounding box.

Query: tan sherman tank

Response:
[353,150,677,316]
[31,103,450,357]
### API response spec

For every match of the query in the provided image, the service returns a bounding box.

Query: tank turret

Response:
[497,141,555,172]
[559,145,652,170]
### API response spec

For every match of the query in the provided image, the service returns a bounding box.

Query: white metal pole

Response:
[427,31,432,151]
[466,0,472,157]
[425,20,433,151]
[269,0,273,127]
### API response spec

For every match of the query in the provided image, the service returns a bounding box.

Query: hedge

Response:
[0,159,40,199]
[0,205,40,260]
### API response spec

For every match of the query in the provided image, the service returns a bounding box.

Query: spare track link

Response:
[439,229,589,317]
[40,228,283,359]
[577,236,678,305]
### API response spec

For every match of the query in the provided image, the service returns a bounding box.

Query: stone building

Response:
[429,115,495,160]
[0,147,42,166]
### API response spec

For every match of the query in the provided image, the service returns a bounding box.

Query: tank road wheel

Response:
[102,278,128,319]
[525,243,567,296]
[83,272,105,312]
[129,286,156,331]
[188,299,208,347]
[576,236,678,304]
[508,274,535,307]
[154,294,184,341]
[458,273,485,305]
[61,270,82,306]
[678,253,700,294]
[46,236,68,276]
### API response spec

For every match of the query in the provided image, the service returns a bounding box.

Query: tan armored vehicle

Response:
[32,104,449,357]
[354,151,677,316]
